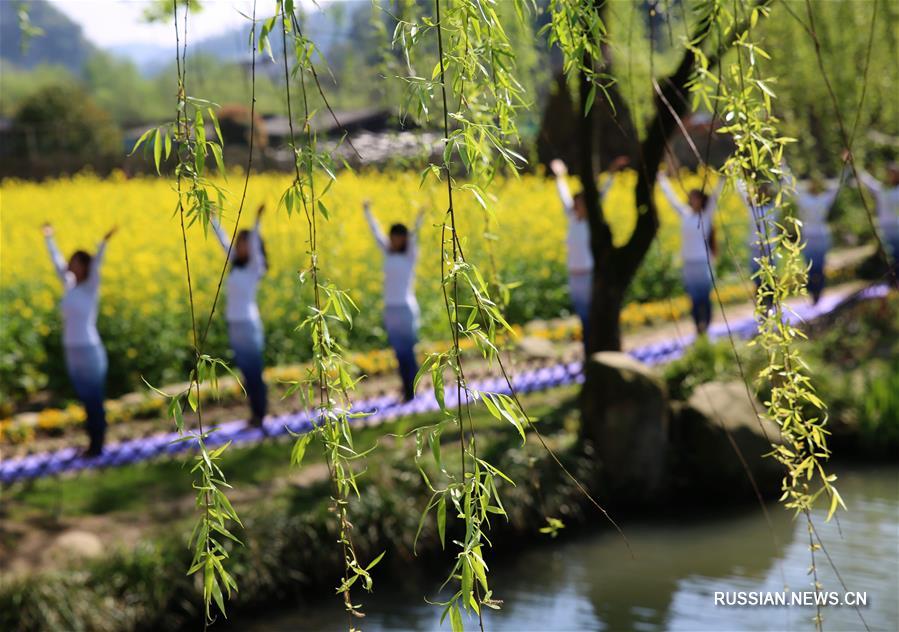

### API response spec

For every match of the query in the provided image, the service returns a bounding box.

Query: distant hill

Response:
[107,6,351,77]
[2,0,351,78]
[105,42,170,76]
[0,0,95,72]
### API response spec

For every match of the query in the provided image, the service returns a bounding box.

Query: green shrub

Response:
[11,84,122,170]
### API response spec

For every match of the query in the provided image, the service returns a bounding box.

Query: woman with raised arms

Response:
[789,168,844,304]
[43,222,117,456]
[363,200,425,402]
[211,203,269,427]
[549,156,629,351]
[658,166,725,335]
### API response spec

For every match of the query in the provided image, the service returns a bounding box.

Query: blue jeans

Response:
[804,234,830,303]
[749,245,764,290]
[886,229,899,280]
[229,320,268,420]
[749,244,776,307]
[683,260,713,334]
[569,270,592,353]
[750,207,778,291]
[65,344,108,451]
[385,304,419,400]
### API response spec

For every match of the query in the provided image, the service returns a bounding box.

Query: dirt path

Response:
[0,461,332,577]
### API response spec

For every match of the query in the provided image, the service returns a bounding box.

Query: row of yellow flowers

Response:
[0,338,500,445]
[3,163,867,443]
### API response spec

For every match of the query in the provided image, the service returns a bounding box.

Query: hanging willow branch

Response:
[116,2,877,629]
[389,1,630,629]
[688,3,854,629]
[264,0,382,619]
[131,0,262,622]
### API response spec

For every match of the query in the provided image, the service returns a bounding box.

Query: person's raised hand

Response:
[362,199,371,211]
[549,159,567,178]
[103,225,118,241]
[41,223,54,237]
[840,148,852,163]
[256,203,266,218]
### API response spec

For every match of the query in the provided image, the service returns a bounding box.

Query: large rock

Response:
[669,381,783,498]
[43,529,104,565]
[517,336,558,359]
[581,352,668,503]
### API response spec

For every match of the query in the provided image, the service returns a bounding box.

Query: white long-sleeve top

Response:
[555,175,615,274]
[45,235,106,347]
[736,178,780,249]
[365,206,423,308]
[858,170,899,236]
[794,183,839,243]
[658,174,723,263]
[211,215,266,324]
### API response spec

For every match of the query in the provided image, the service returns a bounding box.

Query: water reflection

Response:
[248,466,898,631]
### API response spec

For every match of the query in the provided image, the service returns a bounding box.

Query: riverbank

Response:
[3,404,895,631]
[237,465,899,632]
[1,290,895,631]
[1,387,601,631]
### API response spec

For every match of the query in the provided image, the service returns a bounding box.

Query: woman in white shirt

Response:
[363,200,424,401]
[792,173,842,304]
[211,204,268,427]
[658,172,724,335]
[857,162,899,278]
[549,156,628,351]
[43,222,117,456]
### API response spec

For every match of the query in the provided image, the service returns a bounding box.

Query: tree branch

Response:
[578,47,614,260]
[620,0,774,275]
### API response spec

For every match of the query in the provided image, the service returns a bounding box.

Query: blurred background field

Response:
[1,164,881,416]
[1,0,895,414]
[2,168,757,411]
[1,2,898,630]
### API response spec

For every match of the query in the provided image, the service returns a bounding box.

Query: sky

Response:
[48,0,327,48]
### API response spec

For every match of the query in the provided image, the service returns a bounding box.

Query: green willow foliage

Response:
[717,19,845,522]
[14,1,44,50]
[543,0,848,627]
[690,2,846,628]
[110,0,874,628]
[132,1,248,622]
[391,1,538,627]
[542,0,610,111]
[387,2,628,629]
[264,0,385,619]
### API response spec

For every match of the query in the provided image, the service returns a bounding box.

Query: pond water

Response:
[250,466,898,631]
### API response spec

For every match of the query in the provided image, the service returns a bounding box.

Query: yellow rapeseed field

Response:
[0,169,749,407]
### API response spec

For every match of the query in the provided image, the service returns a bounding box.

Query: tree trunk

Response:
[589,269,625,352]
[576,1,773,446]
[576,2,764,355]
